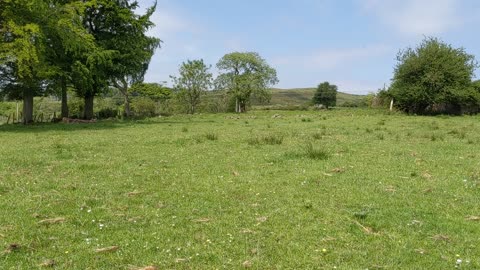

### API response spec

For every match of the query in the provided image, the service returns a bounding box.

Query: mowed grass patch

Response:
[0,109,479,269]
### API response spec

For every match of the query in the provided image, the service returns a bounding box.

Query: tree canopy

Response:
[388,37,479,114]
[130,82,171,101]
[171,59,213,114]
[0,0,160,122]
[216,52,278,113]
[313,82,337,108]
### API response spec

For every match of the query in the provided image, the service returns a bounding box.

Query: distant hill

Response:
[267,88,366,107]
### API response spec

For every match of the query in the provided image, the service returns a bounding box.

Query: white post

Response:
[390,99,394,112]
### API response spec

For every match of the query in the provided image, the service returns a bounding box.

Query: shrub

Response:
[68,96,84,118]
[131,97,156,118]
[388,37,479,114]
[97,108,118,119]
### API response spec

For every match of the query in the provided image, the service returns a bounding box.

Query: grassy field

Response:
[0,109,479,269]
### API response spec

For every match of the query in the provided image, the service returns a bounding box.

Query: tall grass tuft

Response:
[205,132,218,141]
[304,142,329,160]
[262,134,284,145]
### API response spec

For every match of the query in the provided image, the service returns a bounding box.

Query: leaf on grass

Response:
[38,217,65,225]
[129,266,157,270]
[423,188,433,193]
[242,260,252,268]
[415,248,427,255]
[431,234,450,242]
[256,216,267,223]
[331,167,345,173]
[193,218,211,223]
[466,216,480,221]
[39,259,55,267]
[232,171,240,177]
[385,186,396,192]
[95,246,119,253]
[127,191,142,197]
[323,173,333,177]
[421,172,432,179]
[320,236,336,242]
[354,221,379,235]
[175,258,188,263]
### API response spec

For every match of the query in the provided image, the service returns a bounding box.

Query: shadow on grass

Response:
[0,118,192,133]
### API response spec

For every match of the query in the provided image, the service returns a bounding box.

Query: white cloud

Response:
[360,0,460,35]
[273,44,392,71]
[309,45,391,69]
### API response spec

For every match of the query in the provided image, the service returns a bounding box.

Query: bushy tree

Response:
[108,2,161,117]
[130,82,171,101]
[171,59,213,114]
[216,52,278,113]
[0,0,51,123]
[312,82,337,108]
[77,0,160,119]
[1,0,160,122]
[388,37,479,114]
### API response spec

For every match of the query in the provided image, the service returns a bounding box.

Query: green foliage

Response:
[97,107,118,119]
[131,96,156,118]
[67,96,84,118]
[313,82,337,108]
[171,59,213,114]
[130,83,171,101]
[388,37,479,114]
[216,52,279,113]
[0,102,15,116]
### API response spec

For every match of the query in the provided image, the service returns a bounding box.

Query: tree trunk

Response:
[235,98,239,113]
[83,94,94,120]
[22,88,34,124]
[61,77,69,118]
[124,92,131,117]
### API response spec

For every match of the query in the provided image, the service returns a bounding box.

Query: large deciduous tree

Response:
[312,82,337,109]
[1,0,96,122]
[77,0,160,119]
[0,0,49,123]
[171,59,213,114]
[388,37,479,114]
[107,2,161,117]
[216,52,278,113]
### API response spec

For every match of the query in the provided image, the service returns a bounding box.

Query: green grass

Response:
[0,108,479,269]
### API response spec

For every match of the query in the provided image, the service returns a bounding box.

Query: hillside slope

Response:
[268,88,365,106]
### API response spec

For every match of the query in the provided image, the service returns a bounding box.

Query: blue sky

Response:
[138,0,480,94]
